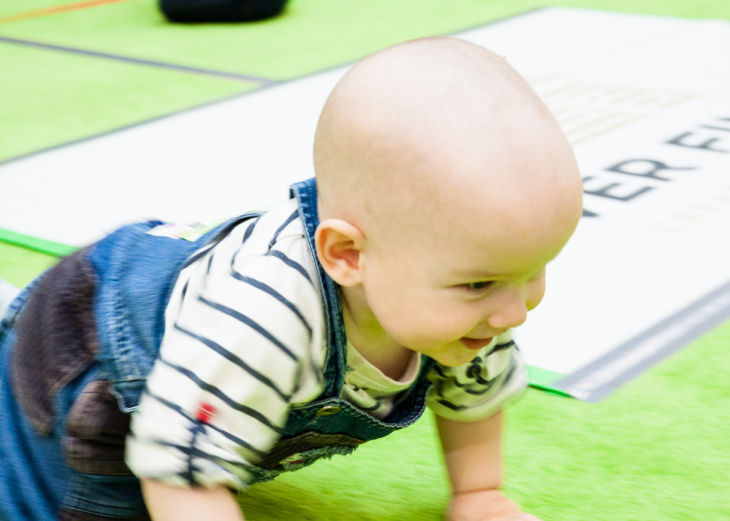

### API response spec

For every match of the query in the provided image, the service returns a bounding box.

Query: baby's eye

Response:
[463,281,492,291]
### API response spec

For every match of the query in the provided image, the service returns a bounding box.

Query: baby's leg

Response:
[0,278,20,318]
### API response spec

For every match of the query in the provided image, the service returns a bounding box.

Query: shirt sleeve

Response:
[426,331,528,422]
[125,204,326,490]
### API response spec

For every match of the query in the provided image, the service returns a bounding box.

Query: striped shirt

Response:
[126,198,527,490]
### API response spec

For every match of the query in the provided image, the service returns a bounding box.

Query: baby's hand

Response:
[447,490,541,521]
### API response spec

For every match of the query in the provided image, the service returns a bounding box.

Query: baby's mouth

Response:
[459,337,494,350]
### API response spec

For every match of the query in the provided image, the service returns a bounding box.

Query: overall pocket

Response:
[12,249,99,436]
[61,379,148,520]
[63,380,132,476]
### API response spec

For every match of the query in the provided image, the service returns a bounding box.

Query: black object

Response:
[160,0,288,23]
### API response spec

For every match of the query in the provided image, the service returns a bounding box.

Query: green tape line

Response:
[0,227,79,257]
[527,365,572,398]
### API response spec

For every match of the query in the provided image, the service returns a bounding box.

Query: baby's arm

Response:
[127,207,326,518]
[141,479,245,521]
[436,411,540,521]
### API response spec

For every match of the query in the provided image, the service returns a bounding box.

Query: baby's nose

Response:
[487,291,528,330]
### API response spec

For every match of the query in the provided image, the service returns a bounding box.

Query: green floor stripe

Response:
[527,365,571,397]
[0,228,78,257]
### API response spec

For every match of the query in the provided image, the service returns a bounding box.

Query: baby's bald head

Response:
[314,36,582,253]
[313,38,584,367]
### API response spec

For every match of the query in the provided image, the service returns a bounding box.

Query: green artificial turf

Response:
[505,324,730,521]
[0,41,256,162]
[2,0,730,81]
[0,242,58,287]
[238,321,730,521]
[0,0,70,19]
[3,0,730,163]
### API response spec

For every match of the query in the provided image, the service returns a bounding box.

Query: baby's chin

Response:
[428,346,482,368]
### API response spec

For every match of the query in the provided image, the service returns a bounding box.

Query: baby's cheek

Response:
[525,275,547,311]
[383,312,459,348]
[375,290,470,344]
[412,313,473,344]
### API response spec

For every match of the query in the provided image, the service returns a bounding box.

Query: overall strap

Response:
[290,178,348,398]
[90,213,261,412]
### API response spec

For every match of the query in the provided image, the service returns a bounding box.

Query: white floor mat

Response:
[2,7,730,399]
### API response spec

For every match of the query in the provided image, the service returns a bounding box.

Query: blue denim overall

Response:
[0,178,436,520]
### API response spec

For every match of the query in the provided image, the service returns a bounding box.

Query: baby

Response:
[0,37,582,520]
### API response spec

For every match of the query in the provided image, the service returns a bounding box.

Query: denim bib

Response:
[90,178,436,480]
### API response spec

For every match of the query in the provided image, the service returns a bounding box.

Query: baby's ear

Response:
[315,219,365,287]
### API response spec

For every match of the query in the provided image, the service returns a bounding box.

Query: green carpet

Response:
[3,0,730,81]
[0,0,72,19]
[0,242,57,287]
[0,42,255,162]
[3,0,730,163]
[1,0,729,519]
[239,322,730,520]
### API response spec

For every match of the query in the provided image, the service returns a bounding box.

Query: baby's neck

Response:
[351,337,414,381]
[340,286,413,380]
